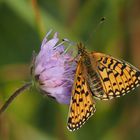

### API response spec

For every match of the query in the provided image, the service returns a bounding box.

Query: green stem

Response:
[0,82,32,115]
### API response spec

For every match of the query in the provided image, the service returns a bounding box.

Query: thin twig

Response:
[0,82,32,115]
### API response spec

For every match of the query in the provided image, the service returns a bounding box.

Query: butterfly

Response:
[67,42,140,131]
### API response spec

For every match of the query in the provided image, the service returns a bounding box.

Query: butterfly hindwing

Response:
[91,52,140,100]
[67,58,96,131]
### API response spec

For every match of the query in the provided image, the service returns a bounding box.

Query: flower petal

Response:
[33,31,77,104]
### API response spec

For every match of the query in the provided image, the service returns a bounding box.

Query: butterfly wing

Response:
[90,52,140,100]
[67,58,96,131]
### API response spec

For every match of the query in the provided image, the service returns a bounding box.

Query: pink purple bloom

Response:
[32,31,77,104]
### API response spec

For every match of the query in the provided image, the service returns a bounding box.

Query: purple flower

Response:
[32,31,77,104]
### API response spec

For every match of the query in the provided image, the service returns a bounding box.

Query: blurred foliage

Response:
[0,0,140,140]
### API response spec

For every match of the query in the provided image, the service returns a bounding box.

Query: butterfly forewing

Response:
[67,58,96,131]
[91,52,140,100]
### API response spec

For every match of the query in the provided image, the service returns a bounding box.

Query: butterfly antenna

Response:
[85,17,106,45]
[94,17,106,33]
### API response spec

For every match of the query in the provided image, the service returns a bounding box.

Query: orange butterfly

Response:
[67,43,140,131]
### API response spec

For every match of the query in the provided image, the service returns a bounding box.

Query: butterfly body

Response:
[67,43,140,131]
[77,44,106,100]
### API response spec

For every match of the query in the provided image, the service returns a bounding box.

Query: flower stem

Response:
[0,82,32,115]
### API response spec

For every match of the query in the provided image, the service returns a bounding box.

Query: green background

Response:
[0,0,140,140]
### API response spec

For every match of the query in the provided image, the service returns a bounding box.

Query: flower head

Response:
[32,31,77,104]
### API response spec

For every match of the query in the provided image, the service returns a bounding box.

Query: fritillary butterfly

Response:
[67,43,140,131]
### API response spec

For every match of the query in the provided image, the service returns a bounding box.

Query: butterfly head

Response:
[77,42,87,56]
